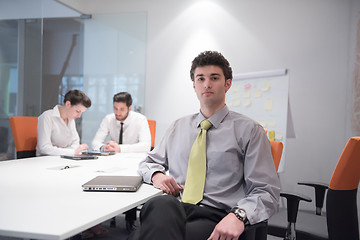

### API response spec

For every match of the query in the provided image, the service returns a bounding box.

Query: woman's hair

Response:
[63,90,91,108]
[190,51,233,81]
[113,92,132,107]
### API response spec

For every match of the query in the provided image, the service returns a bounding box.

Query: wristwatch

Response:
[230,207,247,223]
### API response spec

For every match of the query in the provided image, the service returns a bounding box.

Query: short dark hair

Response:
[63,90,91,108]
[113,92,132,107]
[190,51,233,81]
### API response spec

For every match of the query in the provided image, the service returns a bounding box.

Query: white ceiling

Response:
[0,0,82,20]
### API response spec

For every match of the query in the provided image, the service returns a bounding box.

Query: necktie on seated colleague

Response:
[119,122,124,144]
[182,119,212,205]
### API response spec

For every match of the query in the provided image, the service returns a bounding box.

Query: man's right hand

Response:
[104,141,120,153]
[151,172,183,197]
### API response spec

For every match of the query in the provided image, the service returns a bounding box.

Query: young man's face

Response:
[193,65,231,108]
[113,101,131,121]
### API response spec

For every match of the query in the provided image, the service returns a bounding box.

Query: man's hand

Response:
[104,141,121,153]
[208,213,245,240]
[151,172,183,197]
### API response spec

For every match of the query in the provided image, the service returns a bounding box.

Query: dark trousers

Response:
[129,195,247,240]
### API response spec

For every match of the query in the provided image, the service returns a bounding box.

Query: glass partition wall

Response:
[0,1,147,160]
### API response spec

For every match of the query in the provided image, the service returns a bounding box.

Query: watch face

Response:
[231,207,247,222]
[237,209,246,218]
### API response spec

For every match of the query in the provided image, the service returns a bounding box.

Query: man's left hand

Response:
[207,213,245,240]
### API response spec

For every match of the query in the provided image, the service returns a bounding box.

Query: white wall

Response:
[59,0,359,215]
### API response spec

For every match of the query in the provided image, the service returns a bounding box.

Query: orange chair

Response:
[326,137,360,240]
[9,116,38,159]
[268,137,360,240]
[148,120,156,150]
[270,140,283,172]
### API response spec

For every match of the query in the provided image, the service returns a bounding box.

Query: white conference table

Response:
[0,153,162,240]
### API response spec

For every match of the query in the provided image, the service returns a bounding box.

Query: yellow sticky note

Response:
[262,81,271,91]
[233,99,241,107]
[265,99,273,111]
[269,130,275,141]
[244,99,252,107]
[254,90,262,98]
[243,89,251,98]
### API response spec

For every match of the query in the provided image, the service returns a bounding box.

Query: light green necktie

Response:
[182,119,212,204]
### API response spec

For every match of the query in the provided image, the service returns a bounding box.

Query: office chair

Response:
[148,120,156,150]
[326,136,360,240]
[270,140,283,172]
[9,116,38,159]
[268,136,360,240]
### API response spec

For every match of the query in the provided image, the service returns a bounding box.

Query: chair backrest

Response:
[328,136,360,191]
[147,120,156,150]
[9,116,38,159]
[326,137,360,240]
[270,140,283,172]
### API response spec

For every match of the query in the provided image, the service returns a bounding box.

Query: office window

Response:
[81,13,147,145]
[0,11,147,159]
[0,20,19,160]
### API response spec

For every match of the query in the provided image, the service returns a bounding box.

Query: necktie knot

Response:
[200,120,212,131]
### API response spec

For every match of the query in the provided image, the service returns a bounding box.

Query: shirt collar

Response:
[52,105,61,118]
[196,105,229,129]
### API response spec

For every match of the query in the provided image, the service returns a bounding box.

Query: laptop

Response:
[82,176,143,192]
[60,154,98,160]
[81,150,116,156]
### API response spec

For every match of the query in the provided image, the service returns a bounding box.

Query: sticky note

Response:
[269,130,275,141]
[265,99,273,111]
[244,83,251,89]
[244,99,252,107]
[243,89,251,98]
[233,99,241,107]
[254,90,262,98]
[262,81,271,91]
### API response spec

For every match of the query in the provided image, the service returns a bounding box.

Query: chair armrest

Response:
[243,221,268,240]
[280,192,312,223]
[298,182,328,215]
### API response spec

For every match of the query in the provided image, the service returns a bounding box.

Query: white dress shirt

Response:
[91,111,151,153]
[36,105,80,156]
[138,105,280,225]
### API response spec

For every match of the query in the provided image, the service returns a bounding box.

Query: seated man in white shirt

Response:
[92,92,151,231]
[91,92,151,153]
